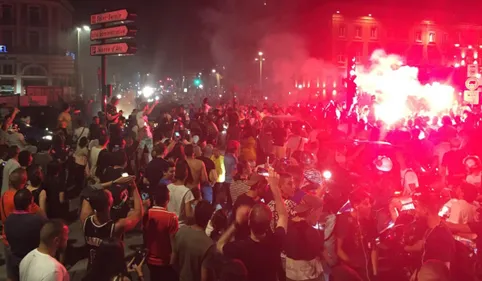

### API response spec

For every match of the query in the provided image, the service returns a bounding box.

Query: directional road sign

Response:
[90,9,136,25]
[466,77,480,91]
[464,90,480,105]
[90,43,136,56]
[90,25,137,41]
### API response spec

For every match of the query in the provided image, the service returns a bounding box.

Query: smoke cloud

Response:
[355,49,455,124]
[201,3,339,103]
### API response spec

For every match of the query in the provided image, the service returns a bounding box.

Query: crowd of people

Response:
[1,94,482,281]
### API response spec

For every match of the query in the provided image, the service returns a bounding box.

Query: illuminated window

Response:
[370,27,378,39]
[429,32,435,43]
[415,31,422,42]
[355,26,362,38]
[339,26,346,38]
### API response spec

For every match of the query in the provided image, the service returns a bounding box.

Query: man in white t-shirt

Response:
[444,183,479,224]
[167,161,195,226]
[136,101,158,163]
[19,219,69,281]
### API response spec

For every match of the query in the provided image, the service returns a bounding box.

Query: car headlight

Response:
[42,135,53,141]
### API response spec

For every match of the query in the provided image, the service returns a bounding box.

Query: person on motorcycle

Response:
[464,155,482,188]
[332,189,378,281]
[404,190,455,270]
[443,183,478,224]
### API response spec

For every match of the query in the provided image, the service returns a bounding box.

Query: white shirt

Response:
[1,158,20,195]
[401,168,419,196]
[445,199,479,224]
[167,183,195,226]
[20,249,69,281]
[73,127,89,144]
[89,146,103,175]
[136,110,152,138]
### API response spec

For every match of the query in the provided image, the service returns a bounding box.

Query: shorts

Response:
[139,137,153,152]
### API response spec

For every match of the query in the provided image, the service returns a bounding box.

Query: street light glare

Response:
[258,51,263,56]
[76,27,81,32]
[212,69,216,73]
[142,86,155,98]
[83,25,90,31]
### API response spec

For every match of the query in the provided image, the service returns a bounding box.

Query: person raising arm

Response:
[216,170,287,281]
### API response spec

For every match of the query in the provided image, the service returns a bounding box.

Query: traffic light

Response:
[194,78,202,87]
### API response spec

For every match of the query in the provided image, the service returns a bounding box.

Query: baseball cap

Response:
[303,169,323,185]
[374,156,393,172]
[464,155,481,168]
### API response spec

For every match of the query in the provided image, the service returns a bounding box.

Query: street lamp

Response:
[76,25,90,96]
[255,51,265,90]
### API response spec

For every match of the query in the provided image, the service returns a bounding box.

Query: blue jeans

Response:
[201,184,213,204]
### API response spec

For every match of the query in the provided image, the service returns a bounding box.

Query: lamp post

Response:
[255,51,265,90]
[212,69,220,89]
[76,25,90,96]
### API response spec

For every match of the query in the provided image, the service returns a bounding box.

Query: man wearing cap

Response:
[231,173,268,241]
[217,171,288,281]
[285,203,324,281]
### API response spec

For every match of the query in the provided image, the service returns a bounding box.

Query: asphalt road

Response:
[0,196,147,281]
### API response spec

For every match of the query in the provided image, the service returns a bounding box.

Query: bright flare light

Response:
[116,94,122,99]
[355,50,455,125]
[323,170,332,180]
[142,86,155,98]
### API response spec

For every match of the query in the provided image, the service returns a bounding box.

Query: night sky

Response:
[71,0,216,78]
[70,0,481,86]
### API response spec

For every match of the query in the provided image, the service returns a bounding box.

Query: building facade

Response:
[0,0,74,95]
[325,2,482,70]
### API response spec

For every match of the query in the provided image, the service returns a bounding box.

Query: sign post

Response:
[90,9,137,112]
[90,25,136,41]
